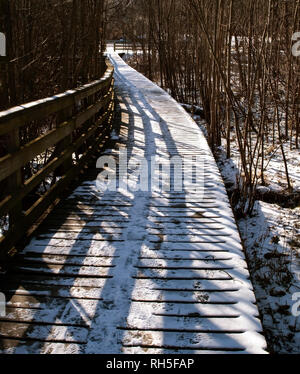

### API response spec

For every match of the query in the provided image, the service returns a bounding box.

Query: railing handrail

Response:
[0,66,114,136]
[0,61,115,264]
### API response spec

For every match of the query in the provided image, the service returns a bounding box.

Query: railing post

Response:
[54,106,73,177]
[86,93,97,150]
[7,128,23,230]
[0,56,8,111]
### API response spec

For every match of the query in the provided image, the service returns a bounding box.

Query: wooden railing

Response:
[113,41,143,52]
[0,61,115,264]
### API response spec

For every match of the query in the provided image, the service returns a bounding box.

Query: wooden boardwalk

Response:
[0,53,267,354]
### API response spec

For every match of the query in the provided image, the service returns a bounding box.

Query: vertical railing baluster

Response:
[55,106,74,177]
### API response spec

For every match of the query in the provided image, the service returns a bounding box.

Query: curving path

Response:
[0,52,267,354]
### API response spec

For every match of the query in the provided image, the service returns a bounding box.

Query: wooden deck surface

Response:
[0,53,267,354]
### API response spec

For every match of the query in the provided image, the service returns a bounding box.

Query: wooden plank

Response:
[2,304,94,327]
[38,221,127,229]
[136,258,234,270]
[148,228,225,235]
[139,250,233,261]
[3,293,97,308]
[0,321,88,344]
[2,274,109,288]
[23,242,119,257]
[122,347,245,354]
[13,263,114,277]
[128,301,242,318]
[54,105,74,177]
[34,233,123,242]
[121,330,263,352]
[41,228,124,235]
[133,268,233,281]
[1,284,104,300]
[131,287,256,304]
[18,253,115,265]
[6,126,23,230]
[122,315,262,333]
[130,278,242,292]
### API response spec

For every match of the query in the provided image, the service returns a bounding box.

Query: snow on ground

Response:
[0,216,9,238]
[238,200,300,353]
[192,115,300,353]
[225,135,300,194]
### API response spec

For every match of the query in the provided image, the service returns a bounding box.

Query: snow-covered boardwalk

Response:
[0,53,267,354]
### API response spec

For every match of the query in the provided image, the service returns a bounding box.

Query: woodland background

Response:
[0,0,300,353]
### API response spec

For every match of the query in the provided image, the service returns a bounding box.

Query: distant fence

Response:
[0,61,115,263]
[113,41,144,52]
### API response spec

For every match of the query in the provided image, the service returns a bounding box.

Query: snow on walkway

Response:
[0,52,267,354]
